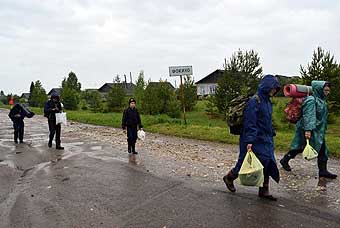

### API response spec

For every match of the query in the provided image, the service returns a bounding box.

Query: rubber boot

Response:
[280,153,292,171]
[128,143,132,154]
[223,170,237,193]
[318,160,337,179]
[280,149,303,172]
[56,143,64,150]
[258,177,277,201]
[48,140,52,148]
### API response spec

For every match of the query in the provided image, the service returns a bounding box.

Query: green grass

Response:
[1,98,340,157]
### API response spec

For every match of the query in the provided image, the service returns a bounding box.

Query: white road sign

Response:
[169,66,193,76]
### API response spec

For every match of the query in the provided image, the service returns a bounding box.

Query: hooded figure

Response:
[122,98,143,154]
[8,103,25,143]
[8,103,35,144]
[223,75,281,201]
[44,93,64,150]
[280,81,337,179]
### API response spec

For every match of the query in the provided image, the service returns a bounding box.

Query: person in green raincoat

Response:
[280,81,337,179]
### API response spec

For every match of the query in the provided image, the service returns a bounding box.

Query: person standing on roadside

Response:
[122,98,143,155]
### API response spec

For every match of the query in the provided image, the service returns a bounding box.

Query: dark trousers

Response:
[13,121,24,142]
[48,119,61,146]
[127,126,138,152]
[287,141,327,162]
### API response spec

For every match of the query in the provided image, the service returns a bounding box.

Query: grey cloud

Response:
[0,0,340,94]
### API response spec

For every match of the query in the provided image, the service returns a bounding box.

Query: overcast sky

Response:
[1,0,340,94]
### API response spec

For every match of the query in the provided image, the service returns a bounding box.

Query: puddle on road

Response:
[0,140,16,152]
[0,159,18,169]
[90,145,102,151]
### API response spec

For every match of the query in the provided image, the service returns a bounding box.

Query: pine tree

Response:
[134,71,146,109]
[177,75,197,111]
[61,71,82,110]
[300,47,340,112]
[29,80,47,107]
[214,49,263,115]
[107,76,126,112]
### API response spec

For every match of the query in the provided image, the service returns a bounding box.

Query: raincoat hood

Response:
[50,92,60,101]
[257,74,281,96]
[311,80,327,100]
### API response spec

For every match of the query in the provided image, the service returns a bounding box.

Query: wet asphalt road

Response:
[0,109,339,228]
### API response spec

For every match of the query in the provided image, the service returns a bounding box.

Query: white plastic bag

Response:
[55,112,67,125]
[137,129,145,141]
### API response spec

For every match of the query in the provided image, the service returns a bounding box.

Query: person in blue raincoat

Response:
[223,75,281,201]
[280,81,337,179]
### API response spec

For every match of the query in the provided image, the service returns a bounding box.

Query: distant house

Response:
[20,93,30,99]
[98,82,136,97]
[195,69,224,96]
[146,81,175,90]
[47,88,62,96]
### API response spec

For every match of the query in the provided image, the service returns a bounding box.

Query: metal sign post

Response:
[180,74,187,125]
[169,66,193,125]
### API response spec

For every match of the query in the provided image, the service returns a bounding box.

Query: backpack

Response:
[284,97,304,124]
[226,94,260,135]
[20,104,35,118]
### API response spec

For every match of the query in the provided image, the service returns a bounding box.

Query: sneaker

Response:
[56,146,64,150]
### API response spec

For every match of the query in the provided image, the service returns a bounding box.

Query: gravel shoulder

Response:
[63,120,340,212]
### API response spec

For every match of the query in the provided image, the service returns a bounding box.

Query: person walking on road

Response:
[280,81,337,180]
[223,75,281,201]
[44,93,64,150]
[122,98,143,155]
[8,104,25,143]
[8,103,34,144]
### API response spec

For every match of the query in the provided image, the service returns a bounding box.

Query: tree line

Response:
[0,71,197,118]
[207,47,340,117]
[1,46,339,118]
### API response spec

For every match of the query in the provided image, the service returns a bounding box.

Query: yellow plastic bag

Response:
[303,139,318,161]
[237,150,264,187]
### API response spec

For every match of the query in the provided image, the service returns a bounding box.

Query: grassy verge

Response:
[1,99,340,157]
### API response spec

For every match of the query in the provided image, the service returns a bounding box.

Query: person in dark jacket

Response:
[8,104,25,143]
[223,75,281,201]
[122,98,143,154]
[44,93,64,150]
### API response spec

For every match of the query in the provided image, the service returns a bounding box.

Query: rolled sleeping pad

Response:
[283,84,312,98]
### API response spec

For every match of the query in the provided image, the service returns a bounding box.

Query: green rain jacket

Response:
[290,81,329,157]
